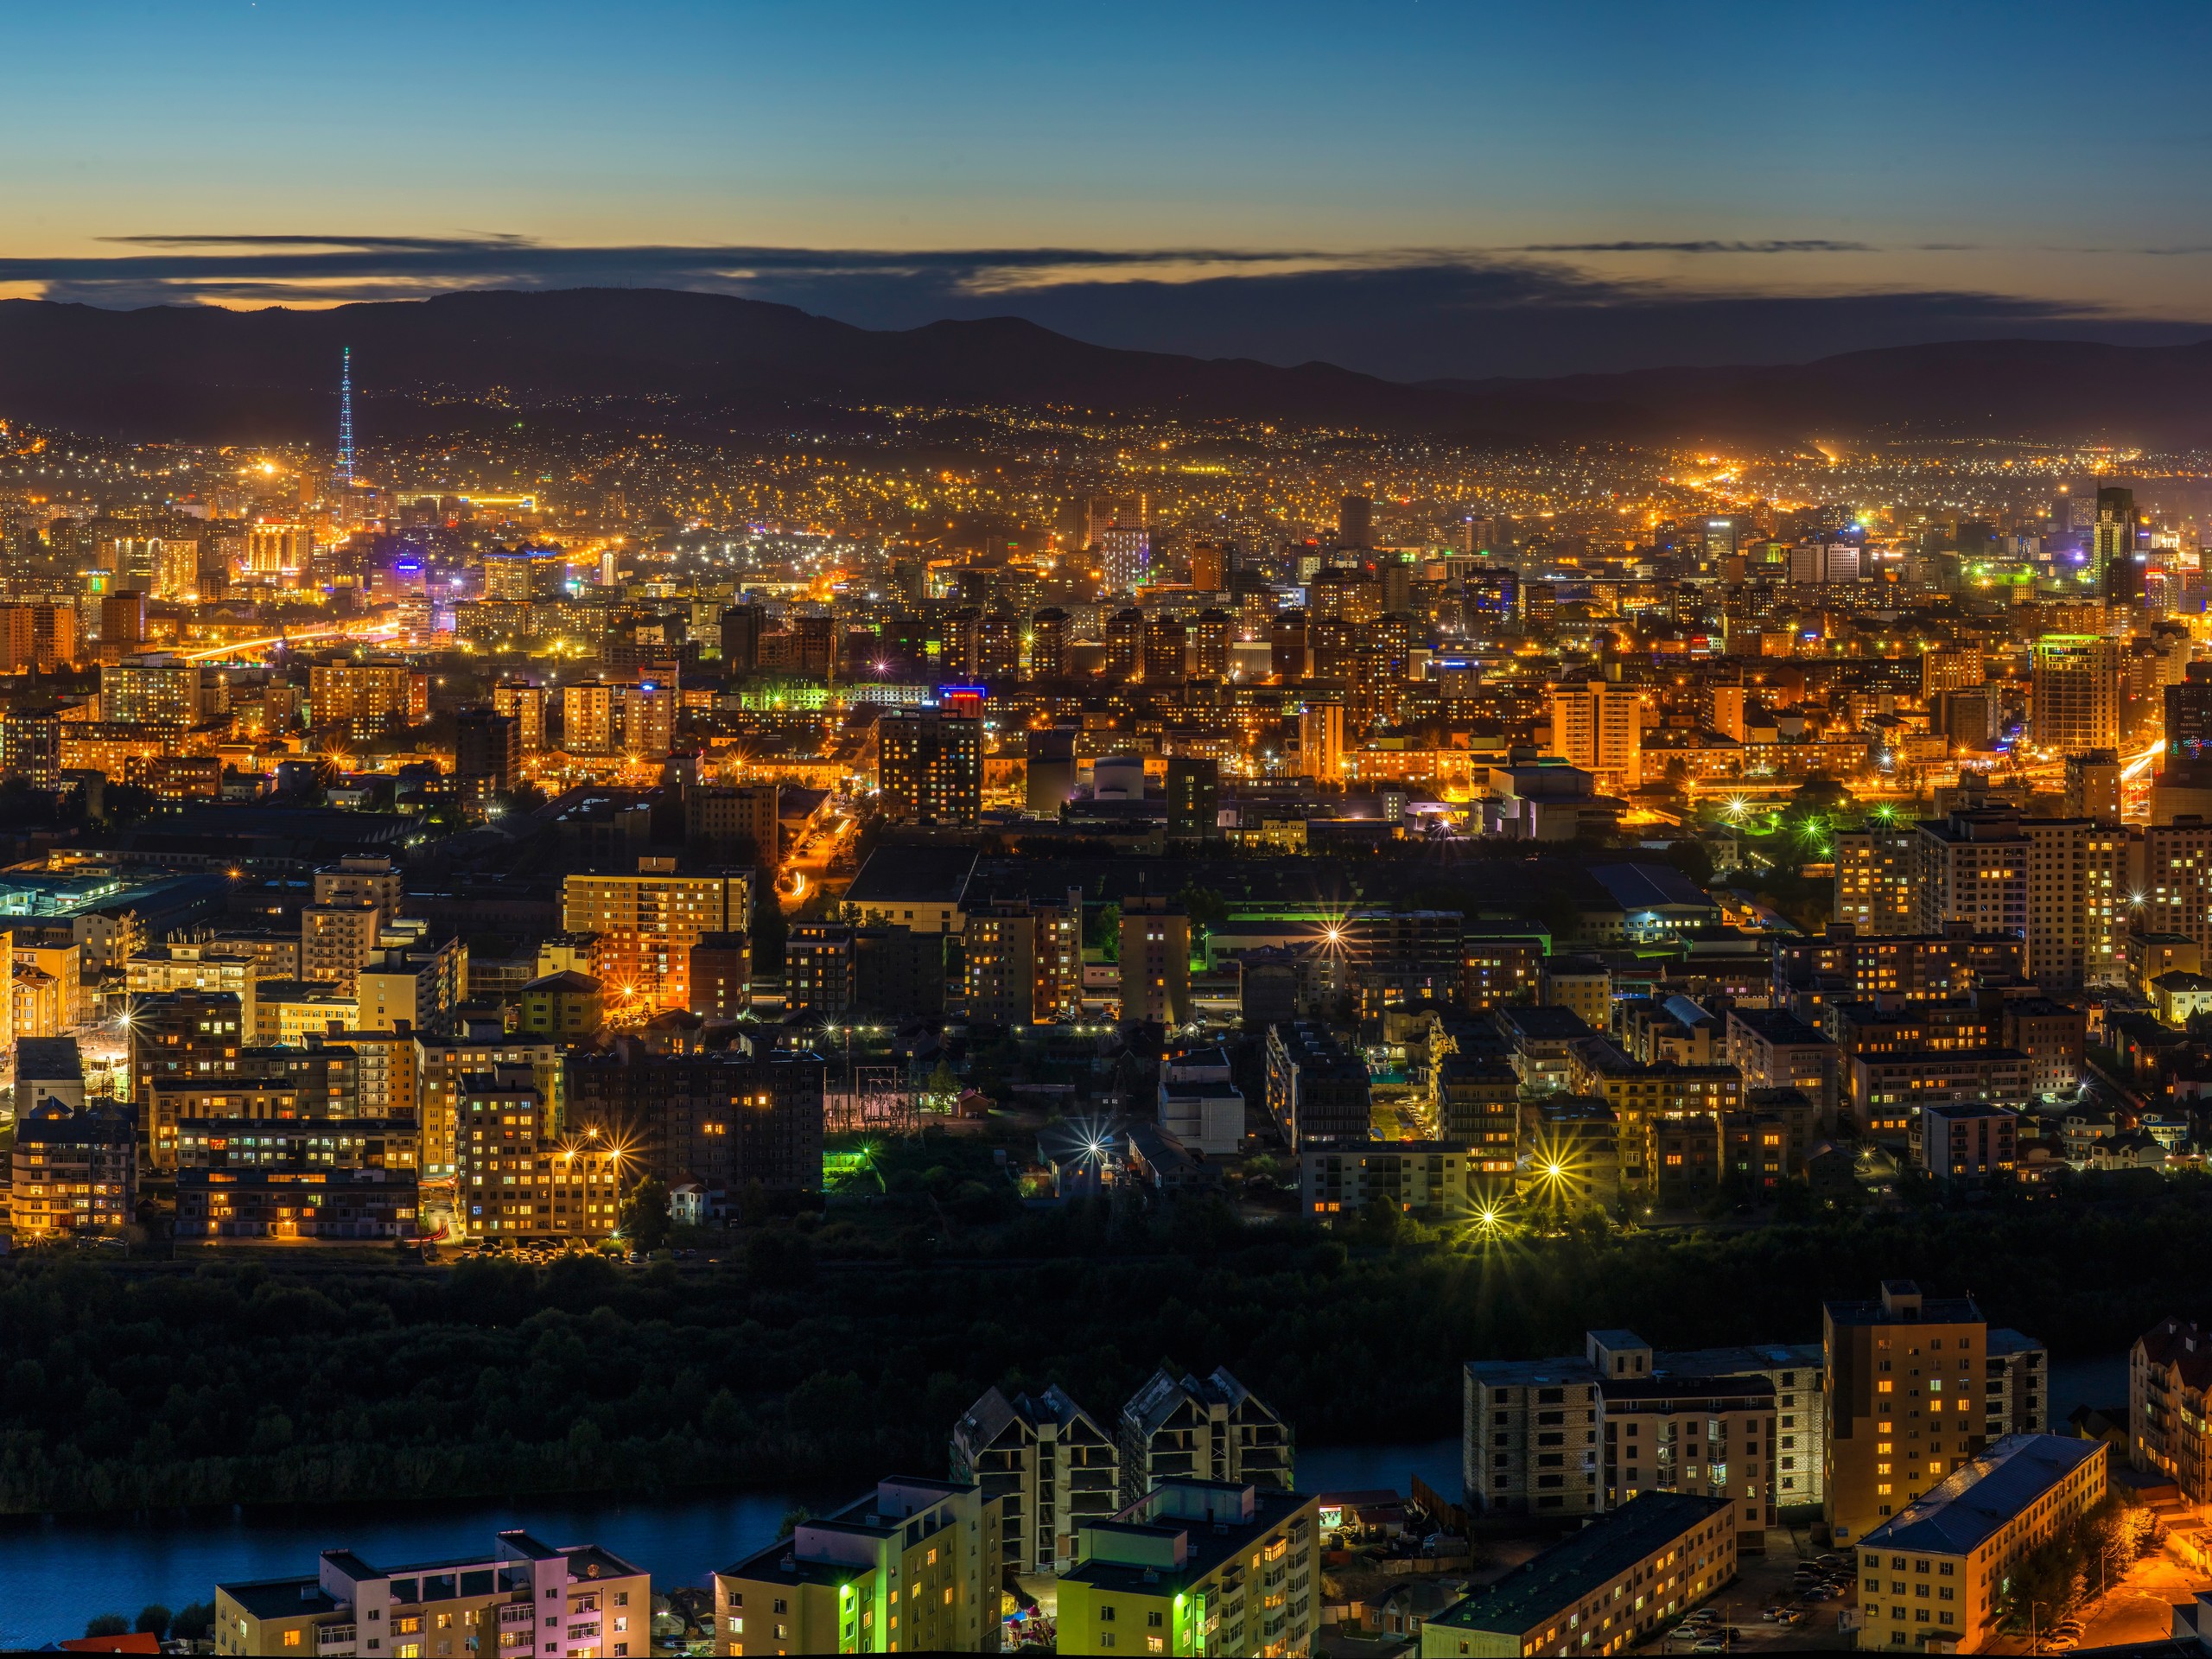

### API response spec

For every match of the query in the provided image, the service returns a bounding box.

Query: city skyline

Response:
[7,3,2212,375]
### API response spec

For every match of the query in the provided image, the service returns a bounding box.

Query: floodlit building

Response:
[951,1384,1122,1575]
[1056,1478,1321,1659]
[713,1476,1001,1656]
[214,1530,648,1659]
[1852,1434,2106,1652]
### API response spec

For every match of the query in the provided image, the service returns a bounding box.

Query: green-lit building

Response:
[1056,1478,1319,1657]
[714,1475,1003,1655]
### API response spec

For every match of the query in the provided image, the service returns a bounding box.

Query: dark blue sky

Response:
[7,1,2212,377]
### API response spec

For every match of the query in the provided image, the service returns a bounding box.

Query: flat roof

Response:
[1861,1433,2105,1556]
[1587,863,1719,914]
[844,845,977,906]
[217,1576,340,1620]
[1431,1491,1731,1636]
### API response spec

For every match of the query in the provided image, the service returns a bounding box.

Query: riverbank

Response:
[1,1440,1464,1648]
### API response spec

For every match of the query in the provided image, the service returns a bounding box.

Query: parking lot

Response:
[1638,1531,1857,1652]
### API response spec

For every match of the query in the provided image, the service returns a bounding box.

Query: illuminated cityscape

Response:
[15,3,2212,1654]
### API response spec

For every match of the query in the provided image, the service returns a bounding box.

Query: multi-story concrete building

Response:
[2130,1315,2212,1503]
[9,1099,134,1239]
[1301,1141,1477,1223]
[355,932,466,1035]
[1853,1435,2106,1653]
[1058,1478,1319,1659]
[1847,1047,2032,1143]
[127,986,247,1109]
[1912,1100,2018,1190]
[1834,827,1919,936]
[1772,924,2026,1012]
[1468,1329,1827,1520]
[1911,811,2125,990]
[1120,894,1192,1026]
[565,1044,823,1200]
[214,1529,647,1659]
[416,1034,566,1180]
[2032,633,2121,753]
[1264,1021,1371,1147]
[457,1063,624,1244]
[1726,1007,1839,1128]
[1595,1364,1777,1546]
[714,1475,1001,1656]
[1118,1366,1294,1510]
[1421,1491,1735,1659]
[951,1384,1122,1576]
[302,901,384,995]
[307,661,428,738]
[562,858,749,1014]
[1159,1046,1245,1157]
[176,1166,419,1242]
[877,708,982,826]
[1548,678,1643,791]
[1822,1280,2049,1548]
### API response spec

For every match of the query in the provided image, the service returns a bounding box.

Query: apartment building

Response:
[1264,1021,1371,1147]
[1823,1281,2050,1548]
[1771,925,2027,1012]
[127,987,247,1108]
[562,859,749,1014]
[1465,1354,1603,1517]
[1726,1008,1839,1128]
[1468,1328,1826,1519]
[417,1036,566,1179]
[9,1100,135,1239]
[1119,1366,1294,1510]
[2131,1315,2212,1502]
[1120,894,1192,1026]
[302,901,385,995]
[1435,1057,1519,1185]
[1846,1047,2032,1143]
[175,1167,419,1241]
[565,1045,824,1198]
[307,661,428,737]
[1853,1435,2107,1652]
[1421,1491,1735,1659]
[1911,811,2125,990]
[214,1529,646,1658]
[125,940,263,1036]
[356,933,467,1035]
[1594,1352,1777,1547]
[1057,1478,1319,1659]
[1301,1141,1477,1223]
[1159,1046,1245,1157]
[714,1476,1001,1656]
[1912,1101,2018,1190]
[458,1063,623,1244]
[951,1384,1121,1575]
[1834,827,1918,935]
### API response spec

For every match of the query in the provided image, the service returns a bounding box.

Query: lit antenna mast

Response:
[338,346,354,490]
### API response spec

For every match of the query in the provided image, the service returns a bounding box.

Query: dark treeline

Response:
[2,1177,2206,1516]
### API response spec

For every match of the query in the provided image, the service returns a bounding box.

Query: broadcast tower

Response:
[338,346,354,490]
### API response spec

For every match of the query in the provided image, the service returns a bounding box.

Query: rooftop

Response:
[1431,1492,1731,1636]
[844,844,978,906]
[1860,1433,2105,1556]
[1587,862,1719,914]
[216,1576,340,1621]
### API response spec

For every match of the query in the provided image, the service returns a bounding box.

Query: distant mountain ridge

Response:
[0,288,1610,445]
[0,288,2208,448]
[1426,335,2212,449]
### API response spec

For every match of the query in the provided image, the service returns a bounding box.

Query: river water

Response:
[2,1358,2132,1647]
[0,1440,1465,1647]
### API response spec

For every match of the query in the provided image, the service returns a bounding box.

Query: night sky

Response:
[6,0,2212,377]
